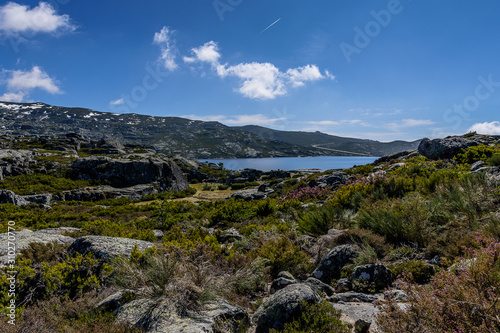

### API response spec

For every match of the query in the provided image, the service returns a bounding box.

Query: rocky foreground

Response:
[1,132,499,332]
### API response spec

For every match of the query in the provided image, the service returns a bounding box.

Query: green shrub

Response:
[230,181,259,190]
[335,228,391,258]
[389,260,435,284]
[269,300,351,333]
[255,236,313,279]
[455,144,500,165]
[209,199,257,225]
[487,154,500,166]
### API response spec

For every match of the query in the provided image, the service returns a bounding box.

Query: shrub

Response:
[269,300,351,333]
[455,144,500,165]
[335,228,391,258]
[487,154,500,166]
[389,260,435,284]
[377,233,500,333]
[255,236,313,279]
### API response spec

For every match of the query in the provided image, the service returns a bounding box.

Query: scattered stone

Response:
[68,235,154,261]
[270,277,296,294]
[355,318,371,333]
[152,229,164,240]
[23,193,52,205]
[304,277,335,296]
[352,263,393,292]
[385,289,408,302]
[96,289,136,312]
[311,244,359,284]
[218,228,243,243]
[335,278,353,293]
[253,284,321,333]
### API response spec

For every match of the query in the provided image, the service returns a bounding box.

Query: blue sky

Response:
[1,0,500,141]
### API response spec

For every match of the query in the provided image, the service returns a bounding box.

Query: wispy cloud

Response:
[260,18,281,34]
[468,121,500,135]
[386,118,435,131]
[153,26,177,71]
[0,2,75,37]
[109,98,124,106]
[183,113,286,126]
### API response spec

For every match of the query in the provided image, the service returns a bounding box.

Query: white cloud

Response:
[109,98,124,106]
[286,65,325,87]
[184,40,334,100]
[468,121,500,135]
[153,26,177,71]
[183,113,286,126]
[6,66,61,94]
[307,119,362,126]
[0,2,75,36]
[217,62,286,100]
[0,91,24,102]
[188,41,221,64]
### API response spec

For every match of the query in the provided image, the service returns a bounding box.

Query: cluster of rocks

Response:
[0,226,405,332]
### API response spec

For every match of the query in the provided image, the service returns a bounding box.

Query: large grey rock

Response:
[315,172,349,188]
[0,228,77,264]
[352,263,393,292]
[328,291,382,304]
[270,277,296,294]
[69,156,189,192]
[332,302,380,333]
[23,193,52,205]
[68,235,154,261]
[418,137,478,160]
[0,189,29,206]
[253,283,321,333]
[230,187,273,201]
[62,184,158,201]
[115,298,249,333]
[311,244,359,284]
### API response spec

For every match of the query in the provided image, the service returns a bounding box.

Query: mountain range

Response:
[0,101,420,159]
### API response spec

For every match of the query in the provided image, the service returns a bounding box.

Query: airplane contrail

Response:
[260,18,281,34]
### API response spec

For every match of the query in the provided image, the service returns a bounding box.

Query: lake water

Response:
[199,156,379,172]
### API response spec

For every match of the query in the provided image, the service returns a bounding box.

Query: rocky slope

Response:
[1,101,418,158]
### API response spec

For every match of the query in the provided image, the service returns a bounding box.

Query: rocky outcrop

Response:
[0,149,38,179]
[0,189,29,206]
[418,137,478,160]
[304,277,335,296]
[311,244,359,285]
[62,184,157,201]
[69,156,189,192]
[0,228,79,265]
[253,283,321,333]
[68,235,154,261]
[115,298,249,333]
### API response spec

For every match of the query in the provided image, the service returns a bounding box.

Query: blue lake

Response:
[199,156,379,172]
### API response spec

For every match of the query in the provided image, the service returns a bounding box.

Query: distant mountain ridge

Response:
[233,125,421,156]
[0,101,420,158]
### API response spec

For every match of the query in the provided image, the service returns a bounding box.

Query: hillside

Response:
[234,125,421,156]
[0,102,325,159]
[0,101,418,158]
